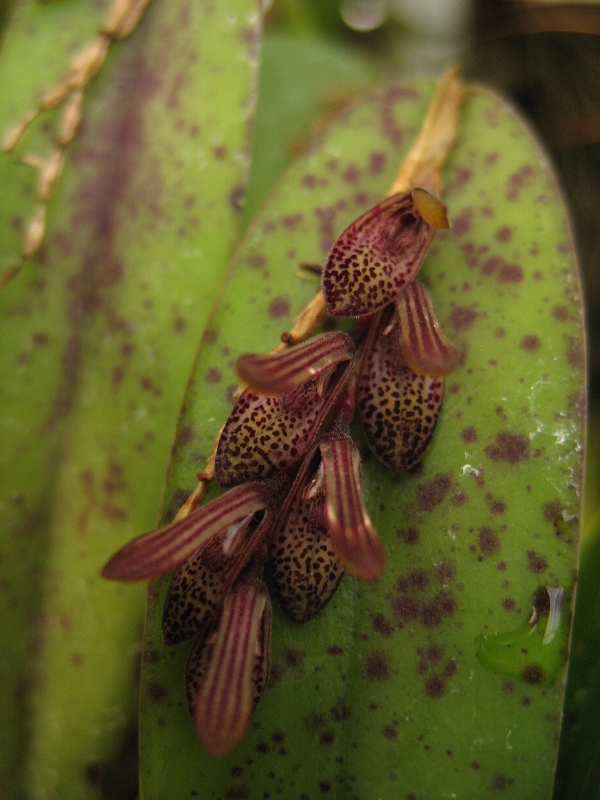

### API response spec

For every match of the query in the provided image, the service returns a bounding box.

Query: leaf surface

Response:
[140,79,584,798]
[0,1,259,796]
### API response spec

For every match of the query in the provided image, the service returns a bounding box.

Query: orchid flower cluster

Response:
[103,185,458,758]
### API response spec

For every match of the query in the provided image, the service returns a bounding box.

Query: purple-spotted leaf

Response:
[0,0,260,794]
[237,331,354,394]
[322,187,445,317]
[214,356,354,487]
[396,279,458,376]
[269,454,344,624]
[139,78,583,800]
[102,482,272,582]
[358,305,446,470]
[319,433,385,580]
[188,575,272,759]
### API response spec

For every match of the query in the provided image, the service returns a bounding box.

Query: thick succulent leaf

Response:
[139,79,583,798]
[554,417,600,800]
[358,304,446,469]
[0,1,259,797]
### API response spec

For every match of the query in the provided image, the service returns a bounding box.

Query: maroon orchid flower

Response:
[322,187,448,317]
[103,482,276,757]
[357,304,447,472]
[214,331,355,488]
[268,449,345,625]
[269,417,384,623]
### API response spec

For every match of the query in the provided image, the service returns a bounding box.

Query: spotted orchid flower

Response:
[103,481,276,758]
[322,187,448,317]
[269,417,385,624]
[357,282,457,472]
[214,331,355,487]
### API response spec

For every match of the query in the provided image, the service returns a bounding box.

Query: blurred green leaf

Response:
[0,0,260,797]
[243,31,375,224]
[139,78,584,798]
[554,410,600,800]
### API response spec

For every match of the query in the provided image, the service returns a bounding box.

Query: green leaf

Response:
[243,31,375,223]
[0,1,259,797]
[138,79,584,797]
[554,412,600,800]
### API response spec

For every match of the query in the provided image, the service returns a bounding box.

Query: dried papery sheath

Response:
[269,452,344,625]
[395,280,458,377]
[187,575,272,758]
[237,331,354,395]
[357,307,445,472]
[101,482,273,582]
[410,187,449,230]
[215,355,355,488]
[162,512,269,645]
[322,188,447,317]
[319,433,384,580]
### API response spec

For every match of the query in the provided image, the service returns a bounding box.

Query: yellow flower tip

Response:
[410,186,449,230]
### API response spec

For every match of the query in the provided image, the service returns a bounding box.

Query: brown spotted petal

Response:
[396,280,457,376]
[237,331,354,395]
[163,542,232,645]
[215,355,354,488]
[162,507,270,645]
[101,483,272,582]
[187,575,272,758]
[319,434,384,580]
[269,461,344,625]
[357,307,445,472]
[322,188,448,317]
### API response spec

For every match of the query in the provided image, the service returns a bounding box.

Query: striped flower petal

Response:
[358,307,445,472]
[396,280,458,376]
[188,575,272,758]
[319,433,384,580]
[322,188,447,317]
[237,331,354,395]
[215,356,354,488]
[101,482,272,582]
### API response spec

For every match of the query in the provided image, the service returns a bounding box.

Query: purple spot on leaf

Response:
[268,296,290,318]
